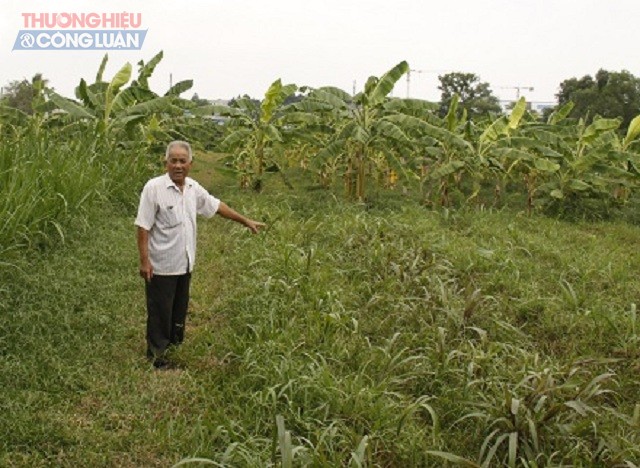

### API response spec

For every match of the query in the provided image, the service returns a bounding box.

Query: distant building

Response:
[531,102,556,114]
[499,100,556,114]
[210,99,230,106]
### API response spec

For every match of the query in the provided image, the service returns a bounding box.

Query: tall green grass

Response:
[1,156,639,466]
[188,189,640,466]
[0,126,149,255]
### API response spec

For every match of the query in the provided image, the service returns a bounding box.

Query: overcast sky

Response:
[1,0,639,104]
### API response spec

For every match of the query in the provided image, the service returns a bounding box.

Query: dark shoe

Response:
[153,358,171,369]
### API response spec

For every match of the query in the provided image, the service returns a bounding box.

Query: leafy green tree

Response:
[228,95,260,109]
[438,72,501,119]
[190,93,210,107]
[556,69,640,131]
[0,73,59,142]
[0,74,48,114]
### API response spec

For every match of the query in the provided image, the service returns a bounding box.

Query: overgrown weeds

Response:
[1,156,639,466]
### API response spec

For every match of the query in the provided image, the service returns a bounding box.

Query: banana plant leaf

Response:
[507,137,564,159]
[95,53,109,82]
[368,61,409,107]
[76,79,101,109]
[623,114,640,149]
[491,147,534,162]
[383,98,438,115]
[508,97,527,130]
[523,128,574,155]
[46,92,95,120]
[261,79,285,123]
[384,114,471,151]
[122,96,177,117]
[373,120,413,145]
[165,80,193,97]
[314,138,347,164]
[581,117,621,143]
[533,158,560,172]
[308,87,351,108]
[136,50,163,88]
[111,87,158,113]
[279,112,323,125]
[337,121,369,143]
[568,179,591,191]
[221,128,252,150]
[104,62,132,121]
[548,101,574,125]
[445,94,460,131]
[288,99,334,113]
[106,62,132,104]
[430,160,466,179]
[263,124,283,142]
[550,189,564,199]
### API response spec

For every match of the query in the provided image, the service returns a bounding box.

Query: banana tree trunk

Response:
[253,133,265,192]
[255,143,264,178]
[440,179,449,207]
[345,156,355,199]
[524,173,536,215]
[356,147,366,201]
[494,177,503,206]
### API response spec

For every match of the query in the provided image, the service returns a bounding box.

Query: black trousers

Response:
[145,273,191,358]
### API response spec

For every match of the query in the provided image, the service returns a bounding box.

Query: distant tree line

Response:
[554,69,640,130]
[436,69,640,132]
[0,74,48,114]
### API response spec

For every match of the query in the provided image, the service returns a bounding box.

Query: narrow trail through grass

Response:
[0,202,258,466]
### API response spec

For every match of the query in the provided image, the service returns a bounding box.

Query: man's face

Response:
[166,146,192,186]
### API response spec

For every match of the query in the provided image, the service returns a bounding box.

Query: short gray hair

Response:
[165,140,193,162]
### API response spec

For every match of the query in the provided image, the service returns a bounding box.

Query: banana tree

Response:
[497,103,638,214]
[475,97,544,210]
[198,79,297,190]
[45,52,185,144]
[296,61,416,200]
[427,94,473,205]
[536,114,640,214]
[380,94,474,206]
[598,114,640,202]
[278,115,335,184]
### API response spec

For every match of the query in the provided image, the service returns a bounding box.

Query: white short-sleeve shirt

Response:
[135,173,220,275]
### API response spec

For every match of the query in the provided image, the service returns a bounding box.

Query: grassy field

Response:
[1,152,639,466]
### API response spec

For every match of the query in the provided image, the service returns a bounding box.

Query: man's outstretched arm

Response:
[216,202,265,234]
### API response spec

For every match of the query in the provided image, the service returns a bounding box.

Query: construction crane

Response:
[501,85,535,100]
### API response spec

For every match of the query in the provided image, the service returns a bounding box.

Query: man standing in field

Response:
[135,140,264,369]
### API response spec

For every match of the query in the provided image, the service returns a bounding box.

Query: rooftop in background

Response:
[499,100,556,114]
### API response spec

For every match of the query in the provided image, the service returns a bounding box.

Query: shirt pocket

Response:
[157,204,181,228]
